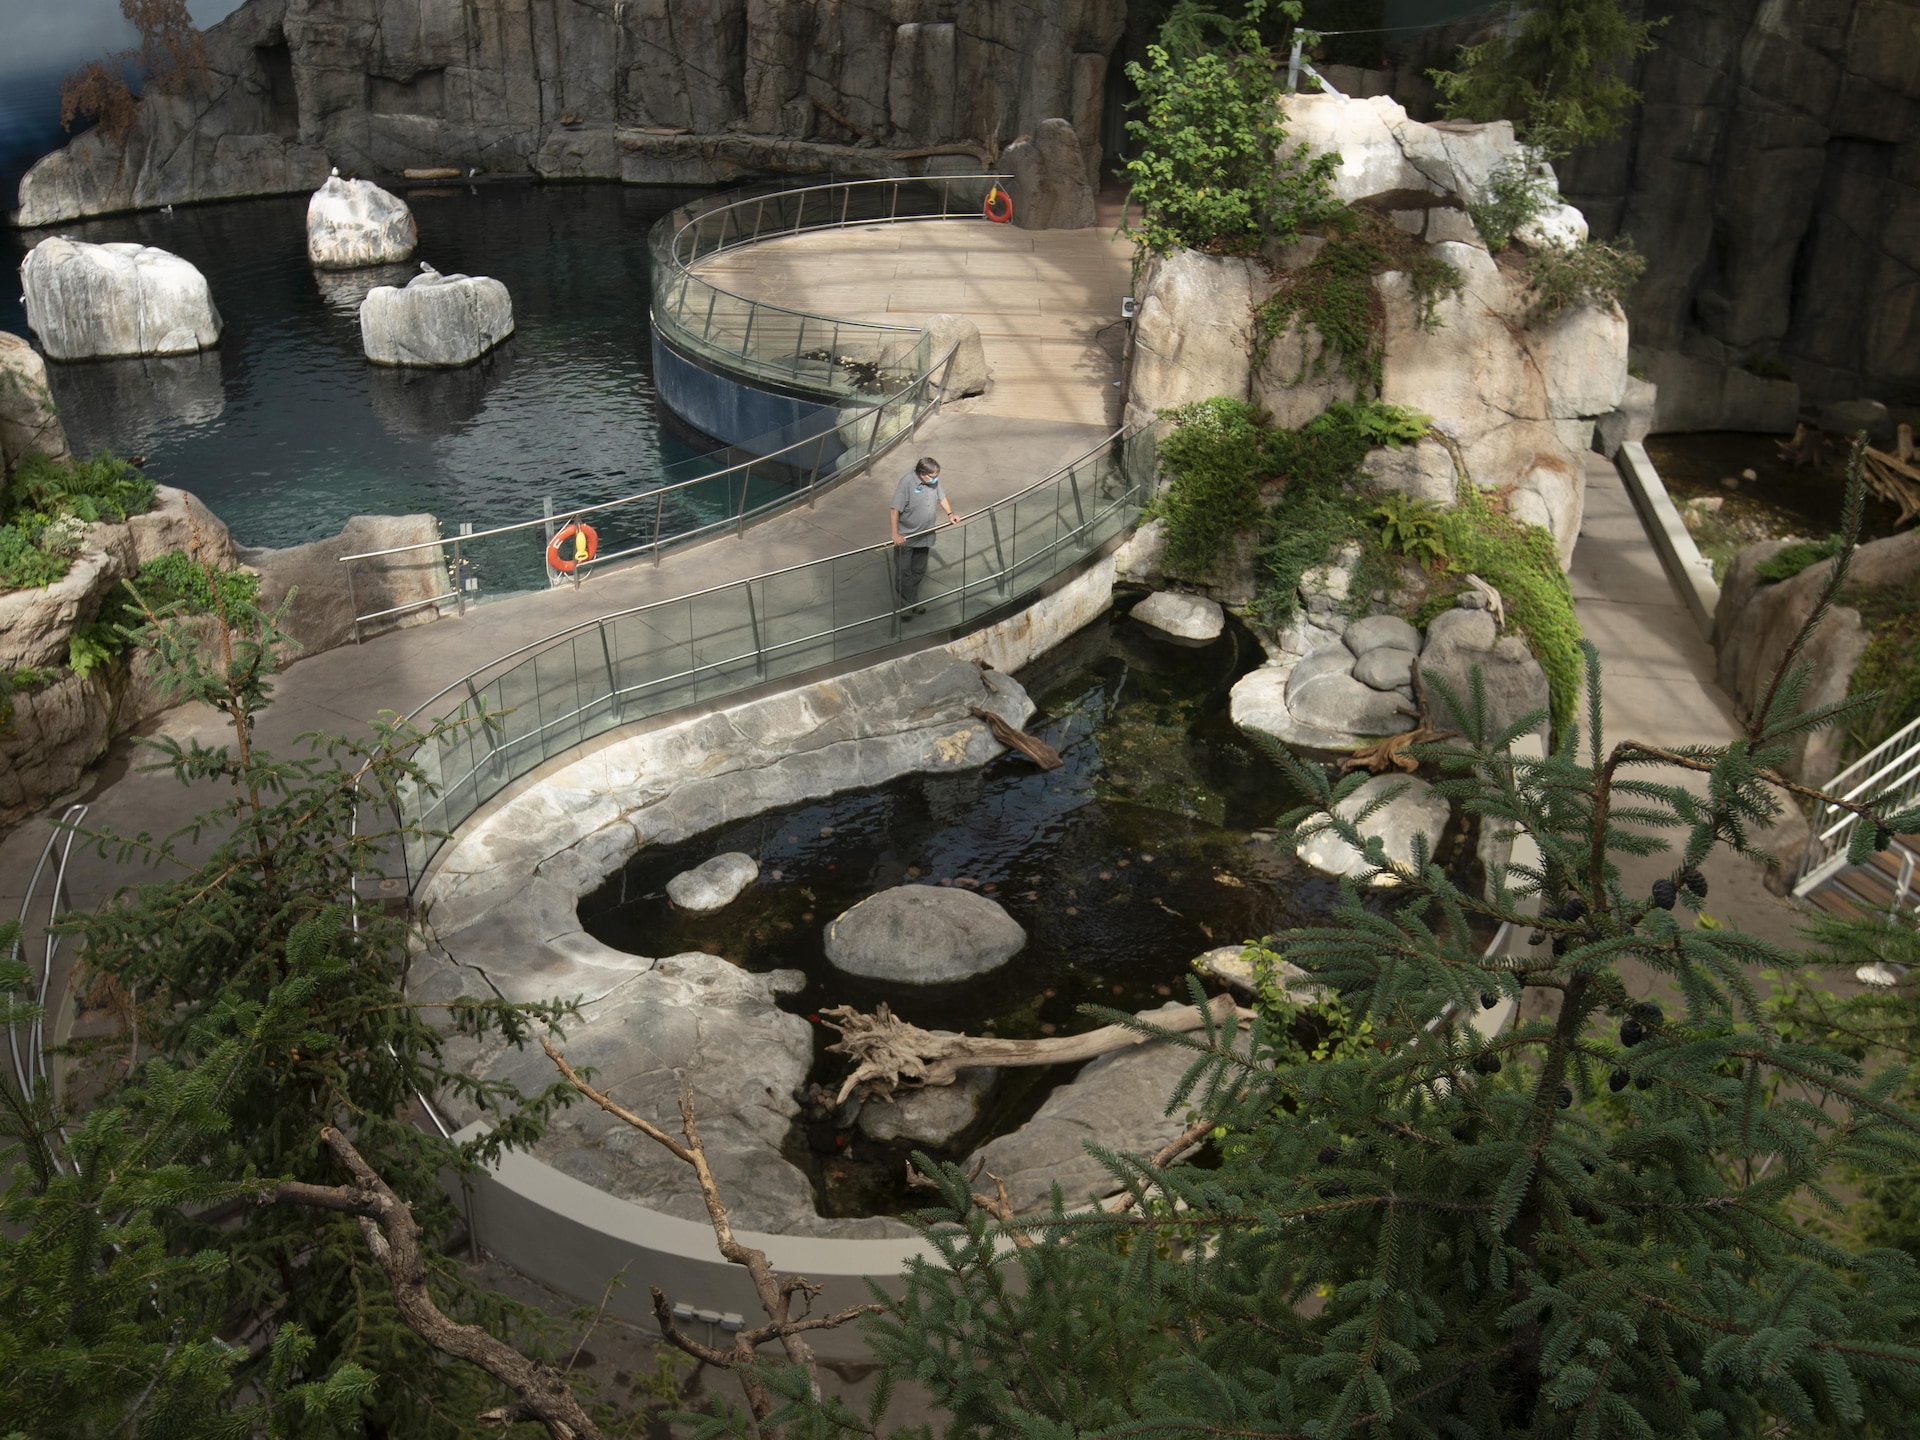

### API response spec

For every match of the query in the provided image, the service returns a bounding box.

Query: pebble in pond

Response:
[1066,906,1078,915]
[1041,1022,1057,1035]
[1099,871,1112,880]
[819,827,834,837]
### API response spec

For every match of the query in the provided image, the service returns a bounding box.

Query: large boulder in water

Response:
[824,885,1026,984]
[359,266,514,368]
[307,171,418,269]
[21,239,222,361]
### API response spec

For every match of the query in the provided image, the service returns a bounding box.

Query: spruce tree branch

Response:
[262,1126,606,1440]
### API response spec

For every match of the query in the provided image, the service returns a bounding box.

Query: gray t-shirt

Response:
[891,471,945,546]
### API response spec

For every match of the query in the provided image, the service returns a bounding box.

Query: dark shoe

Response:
[909,605,927,616]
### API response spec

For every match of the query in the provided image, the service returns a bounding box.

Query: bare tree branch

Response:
[263,1126,606,1440]
[542,1039,887,1437]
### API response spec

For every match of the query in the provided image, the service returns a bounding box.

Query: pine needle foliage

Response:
[793,444,1920,1438]
[31,556,583,1435]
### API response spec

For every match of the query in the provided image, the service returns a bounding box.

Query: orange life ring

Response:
[983,184,1013,224]
[547,522,598,574]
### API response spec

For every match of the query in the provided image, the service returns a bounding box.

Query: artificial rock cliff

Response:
[1550,0,1920,415]
[13,0,1125,228]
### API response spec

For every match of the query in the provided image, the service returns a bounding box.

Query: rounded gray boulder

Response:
[824,885,1027,984]
[667,852,760,914]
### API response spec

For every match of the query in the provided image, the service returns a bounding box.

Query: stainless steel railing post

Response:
[346,563,361,644]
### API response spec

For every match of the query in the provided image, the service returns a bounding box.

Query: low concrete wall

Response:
[454,1123,930,1359]
[1615,441,1720,642]
[652,330,845,457]
[444,550,1122,1342]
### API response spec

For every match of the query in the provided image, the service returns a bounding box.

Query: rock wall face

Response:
[16,0,1126,228]
[1552,0,1920,412]
[1124,96,1629,569]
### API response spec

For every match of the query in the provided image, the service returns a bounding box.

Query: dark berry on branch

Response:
[1629,1001,1664,1025]
[1610,1068,1630,1092]
[1681,868,1707,898]
[1529,930,1546,946]
[1450,1121,1473,1141]
[1635,1074,1655,1091]
[1558,1085,1574,1109]
[1473,1052,1502,1075]
[1569,1195,1593,1217]
[1875,825,1894,851]
[1552,936,1571,957]
[1317,1145,1341,1165]
[1481,991,1499,1009]
[1651,878,1677,910]
[1620,1018,1644,1047]
[1317,1180,1350,1198]
[1561,896,1587,921]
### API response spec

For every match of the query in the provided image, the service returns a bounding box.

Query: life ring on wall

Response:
[547,522,598,574]
[983,184,1014,224]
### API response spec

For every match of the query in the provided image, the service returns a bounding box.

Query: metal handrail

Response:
[385,423,1157,889]
[6,802,87,1174]
[650,174,1008,399]
[339,340,960,640]
[400,422,1133,723]
[1795,715,1920,900]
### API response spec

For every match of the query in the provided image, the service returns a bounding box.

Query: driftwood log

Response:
[970,705,1063,770]
[820,993,1251,1104]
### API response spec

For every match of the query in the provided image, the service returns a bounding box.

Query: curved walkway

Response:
[0,221,1132,918]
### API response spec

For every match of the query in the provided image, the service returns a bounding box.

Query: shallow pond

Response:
[578,604,1485,1214]
[1646,431,1901,578]
[1,181,779,589]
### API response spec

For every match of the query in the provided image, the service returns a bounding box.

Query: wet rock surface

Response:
[825,885,1028,984]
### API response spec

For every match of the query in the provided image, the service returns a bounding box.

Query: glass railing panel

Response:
[757,565,838,679]
[687,585,761,699]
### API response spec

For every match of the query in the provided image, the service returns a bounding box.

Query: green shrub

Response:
[1151,397,1274,574]
[1367,492,1449,565]
[1464,150,1555,251]
[0,452,156,593]
[67,550,265,677]
[1523,237,1648,321]
[1754,534,1846,584]
[1124,38,1340,255]
[1257,208,1461,392]
[1427,0,1661,147]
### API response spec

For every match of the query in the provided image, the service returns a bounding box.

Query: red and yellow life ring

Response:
[983,184,1013,224]
[547,522,599,574]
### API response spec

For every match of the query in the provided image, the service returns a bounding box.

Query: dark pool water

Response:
[579,604,1483,1213]
[3,181,742,572]
[1648,432,1900,544]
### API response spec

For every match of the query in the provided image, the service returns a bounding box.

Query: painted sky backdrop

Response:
[0,0,243,207]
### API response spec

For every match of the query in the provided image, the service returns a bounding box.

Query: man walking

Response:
[890,455,958,615]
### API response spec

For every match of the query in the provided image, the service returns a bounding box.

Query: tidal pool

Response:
[579,604,1485,1214]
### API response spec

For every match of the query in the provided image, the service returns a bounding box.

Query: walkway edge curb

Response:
[1613,441,1720,643]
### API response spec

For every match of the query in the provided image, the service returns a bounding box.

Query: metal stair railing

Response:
[1794,713,1920,902]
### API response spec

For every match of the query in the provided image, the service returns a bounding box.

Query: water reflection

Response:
[0,182,712,551]
[311,262,419,316]
[367,340,515,437]
[44,349,226,456]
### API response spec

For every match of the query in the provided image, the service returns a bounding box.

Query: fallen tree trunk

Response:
[820,993,1251,1104]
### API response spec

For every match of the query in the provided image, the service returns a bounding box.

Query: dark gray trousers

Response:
[894,543,932,606]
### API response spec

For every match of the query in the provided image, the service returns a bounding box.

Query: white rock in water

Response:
[360,267,514,368]
[1296,773,1451,887]
[667,852,760,914]
[21,238,222,361]
[307,172,418,269]
[1130,590,1224,642]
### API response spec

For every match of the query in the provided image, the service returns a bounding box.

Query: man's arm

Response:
[890,507,906,545]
